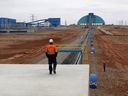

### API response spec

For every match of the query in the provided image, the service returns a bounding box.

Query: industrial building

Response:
[48,18,61,27]
[78,13,105,25]
[0,18,16,24]
[0,17,61,32]
[0,18,31,32]
[29,18,61,27]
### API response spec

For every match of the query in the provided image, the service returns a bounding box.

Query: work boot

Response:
[49,71,52,75]
[53,70,56,74]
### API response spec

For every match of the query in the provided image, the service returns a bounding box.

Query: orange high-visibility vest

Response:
[45,44,57,55]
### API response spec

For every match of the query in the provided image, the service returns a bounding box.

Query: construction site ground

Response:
[0,25,128,96]
[0,26,85,64]
[90,26,128,96]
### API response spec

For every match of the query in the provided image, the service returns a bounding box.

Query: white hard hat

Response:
[49,39,54,43]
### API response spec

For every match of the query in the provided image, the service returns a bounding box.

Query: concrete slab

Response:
[0,64,89,96]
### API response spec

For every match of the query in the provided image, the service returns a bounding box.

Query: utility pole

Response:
[30,14,35,32]
[65,20,67,26]
[31,14,35,22]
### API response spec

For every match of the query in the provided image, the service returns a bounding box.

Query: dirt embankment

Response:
[95,27,128,67]
[90,26,128,96]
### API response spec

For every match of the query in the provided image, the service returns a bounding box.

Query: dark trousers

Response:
[48,55,57,73]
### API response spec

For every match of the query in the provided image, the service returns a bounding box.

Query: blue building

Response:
[0,18,30,32]
[78,13,105,25]
[48,18,61,27]
[0,18,16,25]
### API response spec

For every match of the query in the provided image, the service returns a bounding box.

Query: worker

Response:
[45,39,58,74]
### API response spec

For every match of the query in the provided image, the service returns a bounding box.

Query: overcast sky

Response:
[0,0,128,25]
